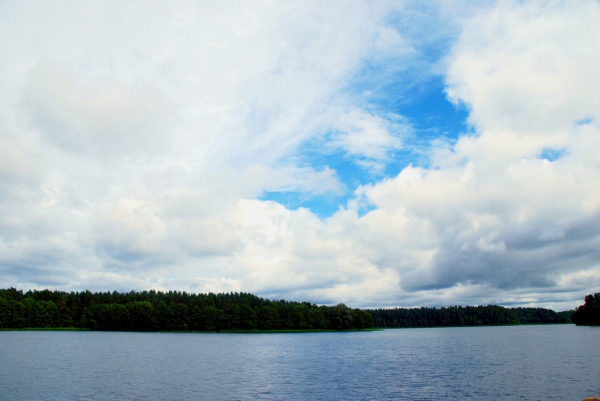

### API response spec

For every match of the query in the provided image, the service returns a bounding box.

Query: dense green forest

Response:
[0,288,373,331]
[366,305,572,328]
[571,293,600,325]
[0,288,579,331]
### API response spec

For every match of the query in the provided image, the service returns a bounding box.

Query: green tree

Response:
[173,303,189,330]
[0,297,11,328]
[153,300,175,330]
[127,301,155,331]
[203,306,224,331]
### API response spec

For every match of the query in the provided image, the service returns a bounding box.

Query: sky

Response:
[1,0,599,311]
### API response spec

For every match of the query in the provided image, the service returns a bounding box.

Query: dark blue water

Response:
[1,325,599,400]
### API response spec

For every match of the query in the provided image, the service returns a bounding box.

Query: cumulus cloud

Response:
[352,0,600,307]
[1,0,599,311]
[446,0,600,135]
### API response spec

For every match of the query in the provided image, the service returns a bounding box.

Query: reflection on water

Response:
[1,325,599,400]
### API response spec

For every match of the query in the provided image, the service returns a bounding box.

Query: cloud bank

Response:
[0,0,599,310]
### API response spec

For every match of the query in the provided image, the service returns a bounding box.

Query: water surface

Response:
[1,325,599,400]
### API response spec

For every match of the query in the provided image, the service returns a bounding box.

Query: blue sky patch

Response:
[261,76,469,217]
[539,148,566,162]
[260,9,473,218]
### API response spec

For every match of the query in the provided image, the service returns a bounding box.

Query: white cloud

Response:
[348,0,600,306]
[445,0,600,135]
[1,0,599,312]
[0,0,408,295]
[329,108,406,170]
[22,61,173,157]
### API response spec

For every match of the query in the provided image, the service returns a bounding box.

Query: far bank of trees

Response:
[0,287,584,331]
[366,305,572,328]
[571,293,600,325]
[0,288,373,331]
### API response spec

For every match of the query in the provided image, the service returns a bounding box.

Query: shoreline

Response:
[1,324,580,333]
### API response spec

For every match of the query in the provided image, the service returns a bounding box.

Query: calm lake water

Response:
[1,325,599,400]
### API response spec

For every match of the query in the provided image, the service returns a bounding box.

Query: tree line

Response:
[571,293,600,325]
[366,305,572,328]
[0,288,373,331]
[0,287,582,331]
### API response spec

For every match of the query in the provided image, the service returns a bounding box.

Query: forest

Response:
[571,293,600,325]
[0,288,373,331]
[367,305,572,328]
[0,287,577,331]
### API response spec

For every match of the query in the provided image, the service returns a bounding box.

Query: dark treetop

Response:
[571,293,600,325]
[366,304,572,328]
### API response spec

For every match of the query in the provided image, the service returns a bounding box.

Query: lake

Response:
[1,325,599,400]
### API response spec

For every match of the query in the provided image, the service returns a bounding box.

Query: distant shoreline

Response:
[1,288,583,332]
[0,327,381,333]
[1,324,578,333]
